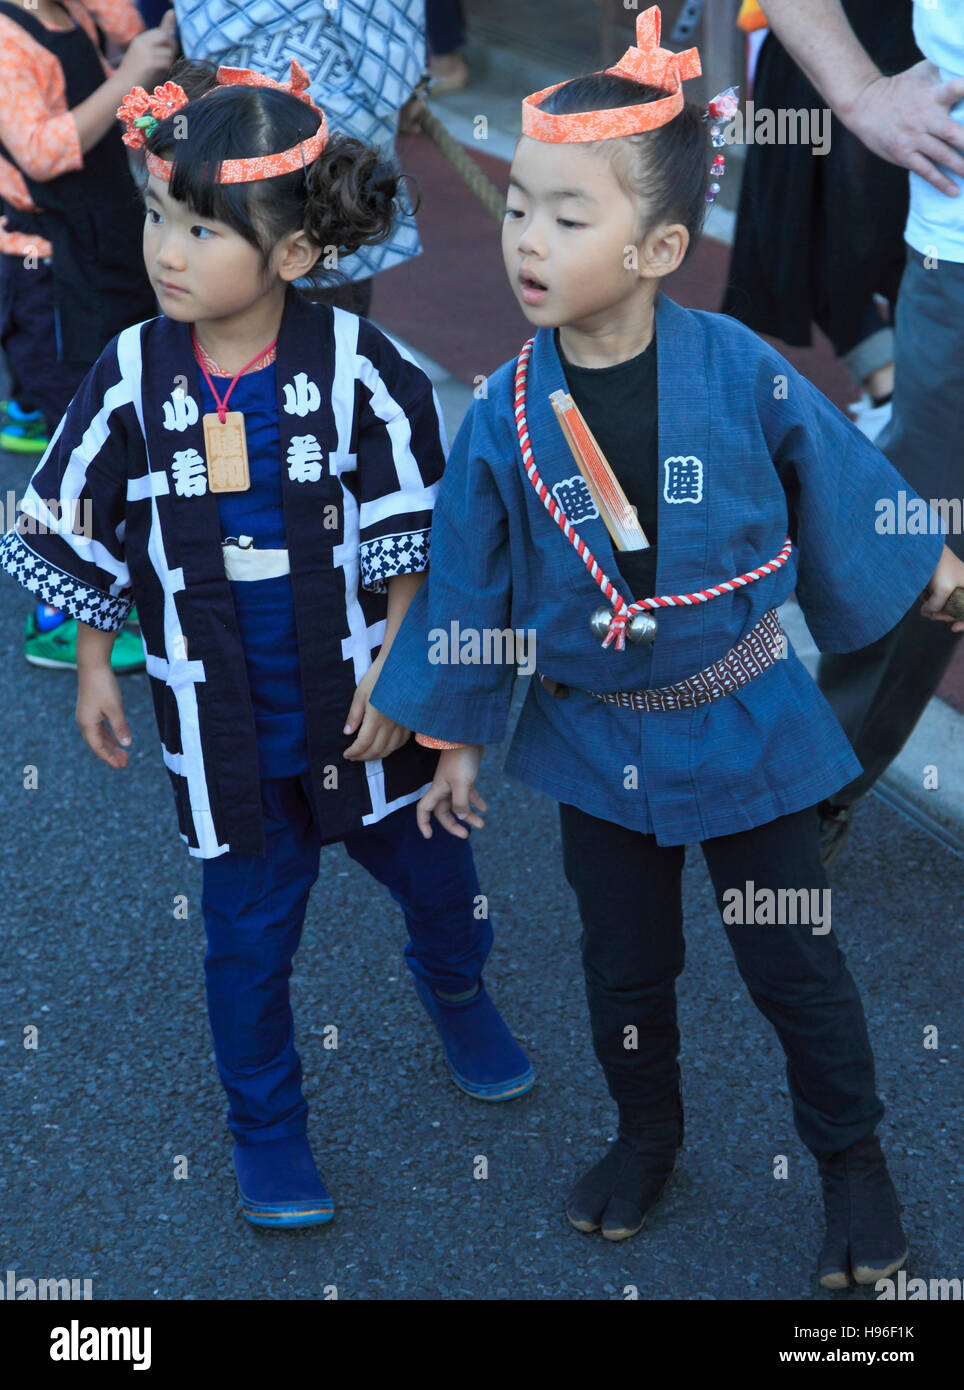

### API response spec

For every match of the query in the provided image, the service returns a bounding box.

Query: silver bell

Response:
[589,605,614,640]
[627,611,658,644]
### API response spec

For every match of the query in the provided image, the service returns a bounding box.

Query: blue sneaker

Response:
[413,976,535,1101]
[0,399,48,455]
[233,1134,334,1229]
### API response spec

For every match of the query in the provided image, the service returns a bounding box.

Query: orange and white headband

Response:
[116,60,329,184]
[521,5,701,143]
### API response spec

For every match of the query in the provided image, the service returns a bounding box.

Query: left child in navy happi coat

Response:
[0,58,535,1229]
[1,287,445,857]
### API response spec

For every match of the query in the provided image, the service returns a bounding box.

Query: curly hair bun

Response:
[363,160,400,215]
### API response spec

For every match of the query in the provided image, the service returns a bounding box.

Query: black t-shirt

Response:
[554,326,659,597]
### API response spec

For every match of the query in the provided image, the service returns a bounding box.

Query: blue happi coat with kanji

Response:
[371,292,946,845]
[0,287,445,857]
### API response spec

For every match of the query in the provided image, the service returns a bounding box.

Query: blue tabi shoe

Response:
[413,976,535,1101]
[232,1134,334,1229]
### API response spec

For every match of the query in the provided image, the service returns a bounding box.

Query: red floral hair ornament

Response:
[117,83,185,149]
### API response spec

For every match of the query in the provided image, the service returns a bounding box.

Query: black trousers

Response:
[559,803,884,1160]
[819,601,960,806]
[0,255,90,435]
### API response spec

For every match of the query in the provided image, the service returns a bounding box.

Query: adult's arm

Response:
[763,0,964,195]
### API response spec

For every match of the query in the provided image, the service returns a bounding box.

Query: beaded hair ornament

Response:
[116,60,329,184]
[520,5,738,204]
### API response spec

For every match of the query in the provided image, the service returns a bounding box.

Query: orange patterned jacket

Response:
[0,0,144,258]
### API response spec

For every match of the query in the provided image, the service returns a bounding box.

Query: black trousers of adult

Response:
[559,802,884,1161]
[817,245,963,807]
[818,601,960,806]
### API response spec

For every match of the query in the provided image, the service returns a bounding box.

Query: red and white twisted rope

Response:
[513,336,793,650]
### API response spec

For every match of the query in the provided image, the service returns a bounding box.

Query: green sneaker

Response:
[24,611,146,673]
[0,399,49,455]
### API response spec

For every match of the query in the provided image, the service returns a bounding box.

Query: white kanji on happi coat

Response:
[663,455,704,504]
[286,434,325,482]
[551,474,600,524]
[162,389,200,431]
[171,448,207,497]
[282,373,321,417]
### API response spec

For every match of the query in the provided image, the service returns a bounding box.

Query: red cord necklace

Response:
[190,326,278,493]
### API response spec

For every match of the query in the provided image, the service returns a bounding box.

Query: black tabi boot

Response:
[816,1133,909,1289]
[566,1104,683,1242]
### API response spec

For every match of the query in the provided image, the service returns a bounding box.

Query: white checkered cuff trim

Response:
[359,528,430,594]
[0,531,132,632]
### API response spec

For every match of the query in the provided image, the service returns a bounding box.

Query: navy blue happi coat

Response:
[0,288,445,857]
[372,292,946,845]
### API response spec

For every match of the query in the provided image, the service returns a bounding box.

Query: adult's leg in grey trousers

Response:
[817,246,963,812]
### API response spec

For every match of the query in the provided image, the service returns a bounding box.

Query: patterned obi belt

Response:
[539,608,786,713]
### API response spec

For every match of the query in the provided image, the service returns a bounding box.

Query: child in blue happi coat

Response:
[0,57,534,1230]
[370,7,964,1286]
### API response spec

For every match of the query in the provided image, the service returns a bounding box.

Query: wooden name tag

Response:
[203,411,250,492]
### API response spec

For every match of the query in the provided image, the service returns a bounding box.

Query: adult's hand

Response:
[842,61,964,197]
[116,26,179,91]
[763,0,964,196]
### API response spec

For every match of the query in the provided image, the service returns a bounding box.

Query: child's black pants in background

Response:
[558,803,885,1160]
[0,255,91,435]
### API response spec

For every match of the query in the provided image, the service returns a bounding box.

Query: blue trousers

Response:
[201,775,492,1143]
